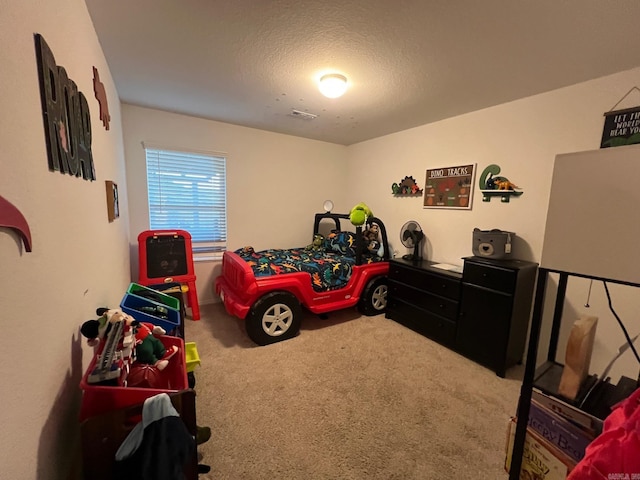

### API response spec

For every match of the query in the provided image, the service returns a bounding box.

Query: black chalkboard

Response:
[144,235,189,279]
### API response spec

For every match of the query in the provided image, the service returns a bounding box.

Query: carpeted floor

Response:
[187,302,524,479]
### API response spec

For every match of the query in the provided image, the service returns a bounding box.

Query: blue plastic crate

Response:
[120,292,181,335]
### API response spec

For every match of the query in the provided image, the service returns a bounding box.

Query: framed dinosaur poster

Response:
[423,164,475,209]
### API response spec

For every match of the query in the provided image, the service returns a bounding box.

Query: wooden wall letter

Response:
[34,34,96,181]
[93,67,111,131]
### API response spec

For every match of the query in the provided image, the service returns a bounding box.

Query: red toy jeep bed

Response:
[214,212,390,345]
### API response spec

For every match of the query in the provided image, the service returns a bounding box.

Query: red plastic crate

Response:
[79,335,188,421]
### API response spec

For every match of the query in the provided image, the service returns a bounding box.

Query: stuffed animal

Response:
[362,224,379,243]
[133,320,178,370]
[81,307,135,348]
[305,234,324,251]
[367,240,384,257]
[362,224,383,256]
[81,308,178,371]
[349,202,373,226]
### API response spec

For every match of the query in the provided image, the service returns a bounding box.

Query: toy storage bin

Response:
[185,342,201,373]
[126,282,181,311]
[79,335,187,421]
[120,291,181,335]
[147,283,187,337]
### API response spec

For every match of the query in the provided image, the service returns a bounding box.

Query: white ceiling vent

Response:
[289,109,318,120]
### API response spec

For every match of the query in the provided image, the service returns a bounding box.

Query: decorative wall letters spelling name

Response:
[34,34,95,180]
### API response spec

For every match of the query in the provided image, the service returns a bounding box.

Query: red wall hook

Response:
[0,195,32,252]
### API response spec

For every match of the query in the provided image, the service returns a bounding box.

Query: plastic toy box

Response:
[126,282,181,310]
[120,290,181,335]
[79,335,187,421]
[185,342,201,373]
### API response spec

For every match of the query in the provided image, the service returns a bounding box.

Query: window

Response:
[144,146,227,258]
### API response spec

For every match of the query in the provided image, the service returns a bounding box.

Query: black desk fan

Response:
[400,220,424,261]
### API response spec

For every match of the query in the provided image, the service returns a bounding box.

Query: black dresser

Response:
[386,256,538,377]
[386,258,462,349]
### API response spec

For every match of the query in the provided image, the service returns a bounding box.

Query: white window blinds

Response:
[145,147,227,254]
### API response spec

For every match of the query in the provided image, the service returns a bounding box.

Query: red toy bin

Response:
[79,335,187,421]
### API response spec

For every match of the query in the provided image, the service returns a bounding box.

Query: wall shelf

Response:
[480,189,523,202]
[391,175,422,196]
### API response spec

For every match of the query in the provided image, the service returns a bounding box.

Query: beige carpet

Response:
[187,302,524,480]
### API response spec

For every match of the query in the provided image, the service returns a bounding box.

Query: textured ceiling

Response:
[85,0,640,145]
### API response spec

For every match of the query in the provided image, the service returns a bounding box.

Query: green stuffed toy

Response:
[305,233,324,251]
[349,202,373,226]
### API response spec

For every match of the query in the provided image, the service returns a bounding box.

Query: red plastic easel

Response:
[137,229,200,320]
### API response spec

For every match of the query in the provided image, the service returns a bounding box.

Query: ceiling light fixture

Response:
[318,73,348,98]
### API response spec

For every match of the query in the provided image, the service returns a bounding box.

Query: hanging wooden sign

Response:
[423,164,475,209]
[601,106,640,148]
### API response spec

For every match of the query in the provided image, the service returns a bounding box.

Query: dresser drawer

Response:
[386,299,456,347]
[463,261,516,293]
[389,263,461,300]
[388,280,459,321]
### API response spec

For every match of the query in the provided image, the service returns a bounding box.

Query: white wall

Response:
[124,70,640,385]
[346,67,640,385]
[124,71,640,385]
[0,1,130,478]
[121,104,349,304]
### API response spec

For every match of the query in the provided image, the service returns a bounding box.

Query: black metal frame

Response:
[509,267,640,479]
[312,212,391,265]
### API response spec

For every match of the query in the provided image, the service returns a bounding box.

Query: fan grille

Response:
[399,221,424,260]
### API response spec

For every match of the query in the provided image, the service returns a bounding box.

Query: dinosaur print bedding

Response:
[234,244,384,292]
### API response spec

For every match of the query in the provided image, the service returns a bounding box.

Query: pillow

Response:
[324,230,357,256]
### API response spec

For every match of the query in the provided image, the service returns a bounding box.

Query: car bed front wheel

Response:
[246,291,302,345]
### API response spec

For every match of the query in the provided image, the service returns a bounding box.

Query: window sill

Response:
[194,254,222,263]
